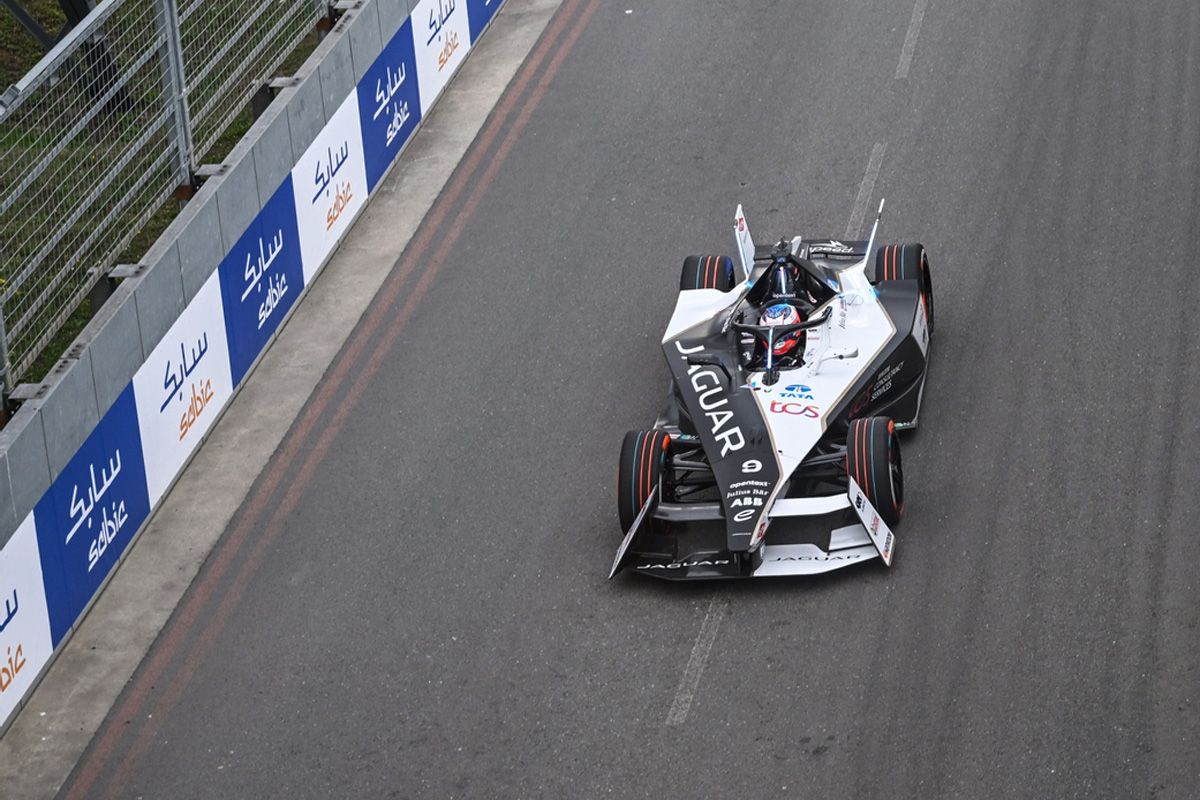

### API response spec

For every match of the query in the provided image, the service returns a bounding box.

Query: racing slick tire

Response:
[873,243,934,335]
[618,429,670,533]
[846,417,904,527]
[680,255,738,292]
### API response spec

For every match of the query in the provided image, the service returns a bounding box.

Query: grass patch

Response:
[2,5,322,387]
[0,1,64,89]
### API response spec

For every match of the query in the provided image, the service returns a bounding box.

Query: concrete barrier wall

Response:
[0,0,509,731]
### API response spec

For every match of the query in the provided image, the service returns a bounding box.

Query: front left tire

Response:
[679,255,738,292]
[845,416,904,527]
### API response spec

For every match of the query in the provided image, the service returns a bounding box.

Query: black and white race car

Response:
[611,202,933,580]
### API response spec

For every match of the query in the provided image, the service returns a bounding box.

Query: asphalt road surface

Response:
[59,0,1200,797]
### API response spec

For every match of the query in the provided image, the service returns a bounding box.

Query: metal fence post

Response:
[0,306,12,402]
[154,0,194,189]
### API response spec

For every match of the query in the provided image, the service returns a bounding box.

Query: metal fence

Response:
[0,0,322,394]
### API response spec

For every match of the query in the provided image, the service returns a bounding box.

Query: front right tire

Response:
[873,242,934,335]
[617,429,670,533]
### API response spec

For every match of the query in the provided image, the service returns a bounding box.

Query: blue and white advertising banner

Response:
[293,92,369,285]
[466,0,505,44]
[0,512,54,728]
[413,0,472,115]
[132,271,234,507]
[34,386,150,646]
[358,16,422,193]
[218,177,304,386]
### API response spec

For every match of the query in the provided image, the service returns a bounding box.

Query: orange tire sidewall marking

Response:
[640,432,654,505]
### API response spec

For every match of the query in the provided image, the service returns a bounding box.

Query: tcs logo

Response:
[769,401,820,418]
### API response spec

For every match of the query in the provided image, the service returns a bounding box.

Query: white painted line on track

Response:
[845,142,887,240]
[665,594,728,726]
[895,0,928,79]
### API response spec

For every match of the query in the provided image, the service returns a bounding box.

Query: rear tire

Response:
[873,243,934,335]
[679,255,738,291]
[617,430,670,533]
[845,417,904,527]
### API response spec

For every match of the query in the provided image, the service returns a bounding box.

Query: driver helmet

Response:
[759,303,804,356]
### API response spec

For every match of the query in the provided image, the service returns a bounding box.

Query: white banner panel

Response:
[413,0,472,115]
[292,92,369,284]
[0,512,54,728]
[133,271,234,506]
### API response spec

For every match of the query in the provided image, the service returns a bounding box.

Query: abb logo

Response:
[768,401,820,418]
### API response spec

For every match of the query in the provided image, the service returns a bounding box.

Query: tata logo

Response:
[769,401,820,418]
[780,384,813,400]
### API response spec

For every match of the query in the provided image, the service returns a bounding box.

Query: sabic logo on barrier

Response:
[158,333,217,442]
[426,0,461,71]
[0,591,26,696]
[242,229,289,331]
[373,63,411,147]
[311,142,356,232]
[63,450,130,574]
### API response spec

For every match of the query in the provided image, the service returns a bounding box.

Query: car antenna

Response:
[861,198,885,269]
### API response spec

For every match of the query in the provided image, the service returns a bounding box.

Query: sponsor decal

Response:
[0,513,54,727]
[869,361,905,403]
[749,512,772,547]
[466,0,505,43]
[780,384,814,400]
[768,401,820,418]
[133,272,234,506]
[294,93,369,284]
[636,559,732,570]
[219,177,304,385]
[813,240,854,254]
[413,0,472,115]
[35,386,151,645]
[674,341,745,457]
[357,17,422,192]
[728,480,771,489]
[726,478,771,519]
[724,496,763,510]
[915,296,930,356]
[881,531,894,561]
[770,553,864,562]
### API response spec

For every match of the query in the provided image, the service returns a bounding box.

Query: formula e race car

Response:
[610,201,933,581]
